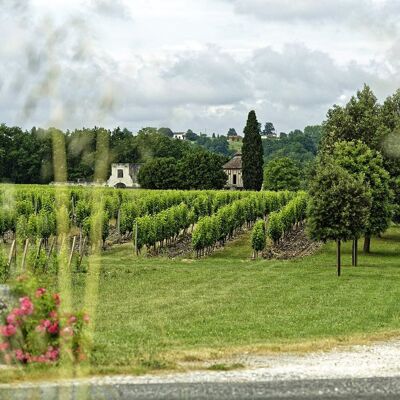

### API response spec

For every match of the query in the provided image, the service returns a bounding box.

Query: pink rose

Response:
[46,346,59,361]
[61,326,74,337]
[15,349,30,363]
[47,322,59,334]
[1,324,17,337]
[48,310,58,319]
[6,311,18,326]
[0,342,9,351]
[19,297,34,315]
[67,316,77,325]
[35,288,46,298]
[52,293,61,306]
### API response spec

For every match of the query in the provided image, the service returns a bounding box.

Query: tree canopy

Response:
[242,110,264,191]
[263,157,301,191]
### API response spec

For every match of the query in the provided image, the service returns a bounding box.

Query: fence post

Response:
[68,236,77,270]
[21,238,29,272]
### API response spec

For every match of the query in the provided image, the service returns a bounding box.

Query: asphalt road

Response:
[3,377,400,400]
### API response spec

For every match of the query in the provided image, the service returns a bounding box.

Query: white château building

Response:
[107,163,142,188]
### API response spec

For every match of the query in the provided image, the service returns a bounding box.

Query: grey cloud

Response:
[224,0,400,34]
[89,0,131,20]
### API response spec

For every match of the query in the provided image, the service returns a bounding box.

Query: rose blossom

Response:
[19,297,34,315]
[52,293,61,306]
[35,288,46,298]
[47,322,59,334]
[48,310,58,319]
[67,315,77,325]
[0,342,9,351]
[61,326,74,337]
[1,324,17,337]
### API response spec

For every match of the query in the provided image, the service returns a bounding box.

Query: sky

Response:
[0,0,399,135]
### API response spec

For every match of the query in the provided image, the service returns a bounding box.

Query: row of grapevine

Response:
[134,204,192,253]
[132,191,253,252]
[267,191,308,244]
[192,191,295,257]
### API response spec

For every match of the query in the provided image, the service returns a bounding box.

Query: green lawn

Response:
[78,226,400,374]
[4,227,400,378]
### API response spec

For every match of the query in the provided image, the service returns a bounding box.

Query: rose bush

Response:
[0,275,88,365]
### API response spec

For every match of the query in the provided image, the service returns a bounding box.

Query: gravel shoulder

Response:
[2,339,400,388]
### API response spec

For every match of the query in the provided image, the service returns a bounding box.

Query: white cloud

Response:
[0,0,399,135]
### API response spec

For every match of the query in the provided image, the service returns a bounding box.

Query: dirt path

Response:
[2,339,400,388]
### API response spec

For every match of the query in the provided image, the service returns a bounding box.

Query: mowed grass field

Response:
[75,226,400,374]
[3,226,400,380]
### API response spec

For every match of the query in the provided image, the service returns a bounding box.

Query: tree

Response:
[185,129,198,141]
[158,127,174,138]
[331,141,393,254]
[242,110,264,191]
[308,160,371,276]
[322,84,382,152]
[263,157,301,191]
[262,122,276,138]
[137,158,179,189]
[227,128,237,137]
[178,150,228,190]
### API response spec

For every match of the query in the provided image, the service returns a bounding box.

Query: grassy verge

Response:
[2,227,400,381]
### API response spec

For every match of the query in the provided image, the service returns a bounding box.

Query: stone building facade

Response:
[107,163,142,188]
[223,152,243,189]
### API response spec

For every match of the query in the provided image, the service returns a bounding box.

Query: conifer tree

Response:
[242,110,264,191]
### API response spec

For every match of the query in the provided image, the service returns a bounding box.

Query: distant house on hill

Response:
[173,132,186,140]
[227,135,242,142]
[223,152,243,189]
[107,163,142,188]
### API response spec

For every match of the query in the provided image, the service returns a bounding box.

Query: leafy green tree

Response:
[262,122,276,138]
[227,128,237,137]
[185,129,198,141]
[242,110,264,191]
[322,84,382,152]
[178,150,227,190]
[263,157,301,191]
[158,127,174,138]
[138,158,179,189]
[308,160,371,276]
[331,141,393,253]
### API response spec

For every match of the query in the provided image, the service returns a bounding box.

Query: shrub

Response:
[251,220,266,256]
[0,275,89,365]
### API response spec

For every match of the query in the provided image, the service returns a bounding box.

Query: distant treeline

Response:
[0,125,232,185]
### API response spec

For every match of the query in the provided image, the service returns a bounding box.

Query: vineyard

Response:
[0,185,309,281]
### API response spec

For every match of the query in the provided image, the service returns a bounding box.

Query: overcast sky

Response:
[0,0,399,134]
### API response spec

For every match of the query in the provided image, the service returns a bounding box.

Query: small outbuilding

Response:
[107,163,142,189]
[223,152,243,189]
[173,132,186,140]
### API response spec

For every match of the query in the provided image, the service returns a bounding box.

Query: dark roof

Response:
[223,152,242,169]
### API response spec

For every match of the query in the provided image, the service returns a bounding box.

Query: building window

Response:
[233,174,237,185]
[117,169,124,178]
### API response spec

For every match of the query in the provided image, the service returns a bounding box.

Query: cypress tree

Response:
[242,110,264,190]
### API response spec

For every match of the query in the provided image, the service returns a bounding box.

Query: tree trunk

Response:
[353,239,358,267]
[363,236,371,254]
[337,239,341,277]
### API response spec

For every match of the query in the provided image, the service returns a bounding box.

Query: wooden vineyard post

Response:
[68,236,77,270]
[117,209,121,236]
[21,238,29,272]
[44,237,56,271]
[352,239,358,267]
[7,240,16,276]
[337,239,341,277]
[77,236,87,270]
[35,238,43,263]
[134,222,138,255]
